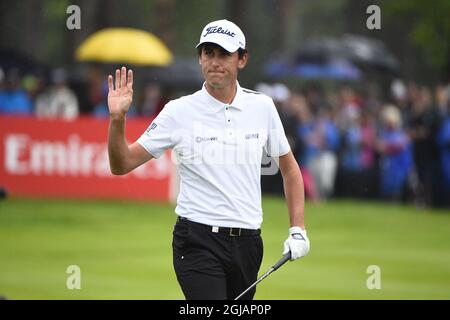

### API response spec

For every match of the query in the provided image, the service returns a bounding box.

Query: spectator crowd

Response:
[0,67,169,120]
[258,80,450,208]
[1,66,449,208]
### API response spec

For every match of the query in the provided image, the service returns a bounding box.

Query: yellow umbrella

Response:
[75,28,173,66]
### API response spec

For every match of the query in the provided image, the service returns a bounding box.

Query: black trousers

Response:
[172,217,263,300]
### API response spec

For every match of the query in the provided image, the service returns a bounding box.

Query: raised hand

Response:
[108,66,133,119]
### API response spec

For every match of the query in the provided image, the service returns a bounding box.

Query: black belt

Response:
[177,216,260,237]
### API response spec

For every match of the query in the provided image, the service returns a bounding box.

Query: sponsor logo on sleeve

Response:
[146,123,158,133]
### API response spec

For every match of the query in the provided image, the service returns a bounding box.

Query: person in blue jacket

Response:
[376,105,412,199]
[436,108,450,206]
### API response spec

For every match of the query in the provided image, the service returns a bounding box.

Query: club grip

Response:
[272,252,291,271]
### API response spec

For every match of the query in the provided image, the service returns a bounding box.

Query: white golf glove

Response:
[283,226,310,260]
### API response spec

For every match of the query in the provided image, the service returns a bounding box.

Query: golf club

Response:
[234,251,292,300]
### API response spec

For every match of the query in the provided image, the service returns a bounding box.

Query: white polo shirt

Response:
[137,82,290,229]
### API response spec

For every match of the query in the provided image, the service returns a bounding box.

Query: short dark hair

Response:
[197,42,248,59]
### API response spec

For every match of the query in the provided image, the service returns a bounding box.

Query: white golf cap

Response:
[196,19,246,53]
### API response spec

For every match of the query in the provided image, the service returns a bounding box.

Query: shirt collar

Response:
[201,81,244,112]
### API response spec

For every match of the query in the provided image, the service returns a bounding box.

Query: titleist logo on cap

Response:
[203,26,236,38]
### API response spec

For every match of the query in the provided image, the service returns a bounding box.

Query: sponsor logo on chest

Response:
[245,133,259,140]
[195,136,218,143]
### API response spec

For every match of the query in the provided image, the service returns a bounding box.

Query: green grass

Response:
[1,196,450,299]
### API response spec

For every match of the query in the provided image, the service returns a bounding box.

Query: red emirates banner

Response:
[0,115,175,202]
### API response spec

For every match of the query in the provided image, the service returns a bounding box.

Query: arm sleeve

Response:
[137,102,177,159]
[264,99,291,157]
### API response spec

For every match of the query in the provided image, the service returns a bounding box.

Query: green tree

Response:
[382,0,450,80]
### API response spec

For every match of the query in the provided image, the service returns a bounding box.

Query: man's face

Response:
[199,43,247,89]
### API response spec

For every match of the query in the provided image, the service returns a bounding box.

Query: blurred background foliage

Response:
[0,0,448,88]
